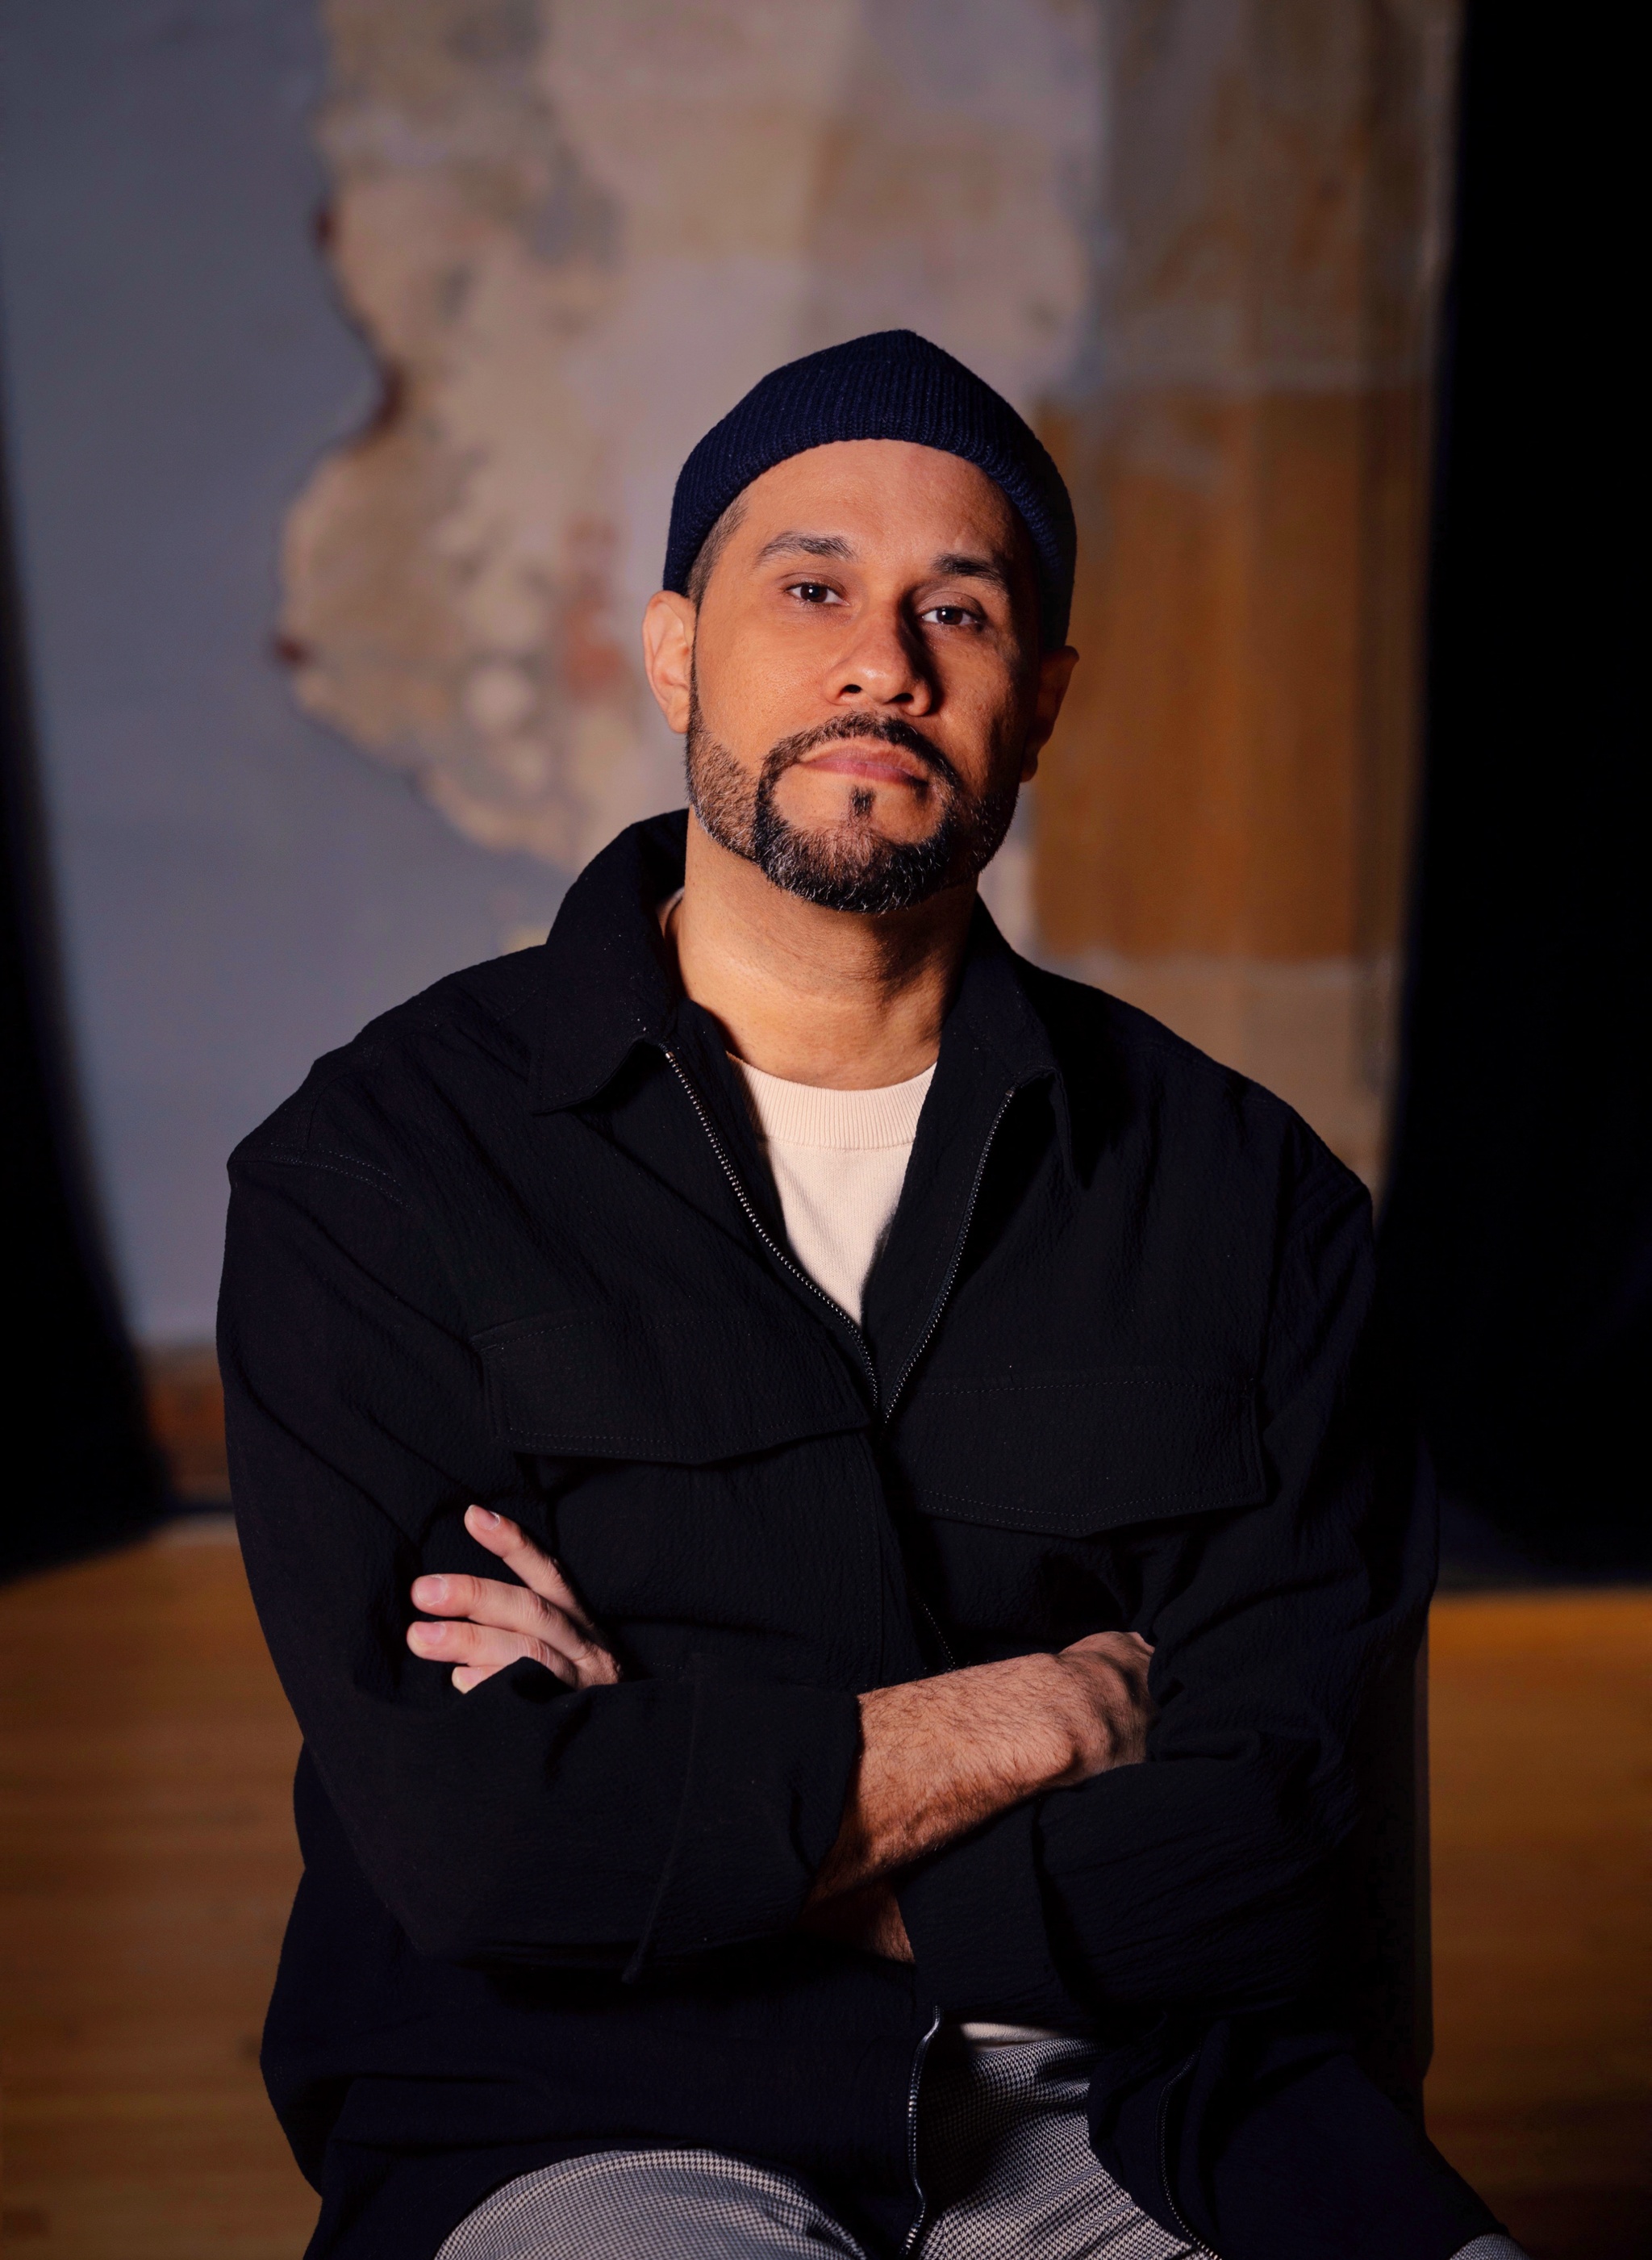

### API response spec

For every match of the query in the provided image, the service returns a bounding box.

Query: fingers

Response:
[407,1613,582,1692]
[406,1604,622,1692]
[405,1506,622,1694]
[462,1505,595,1627]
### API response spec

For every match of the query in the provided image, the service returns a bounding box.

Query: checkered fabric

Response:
[436,2146,866,2259]
[436,2031,1531,2259]
[436,2032,1202,2259]
[915,2031,1201,2259]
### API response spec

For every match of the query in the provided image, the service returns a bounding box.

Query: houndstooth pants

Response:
[436,2032,1530,2260]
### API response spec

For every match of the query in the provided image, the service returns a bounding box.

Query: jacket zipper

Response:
[662,1051,880,1406]
[902,2005,944,2255]
[666,1050,1011,2233]
[914,1593,957,1673]
[665,1051,1020,1429]
[881,1085,1017,1426]
[667,1048,1015,1662]
[1157,2051,1216,2256]
[883,1084,1016,1690]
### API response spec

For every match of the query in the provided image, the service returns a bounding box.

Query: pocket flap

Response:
[475,1301,868,1466]
[891,1368,1265,1535]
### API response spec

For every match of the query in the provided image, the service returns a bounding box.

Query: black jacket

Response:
[220,813,1433,2258]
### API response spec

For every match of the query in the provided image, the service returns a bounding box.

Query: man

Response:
[223,331,1524,2259]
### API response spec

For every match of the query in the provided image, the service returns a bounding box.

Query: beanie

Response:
[663,330,1076,648]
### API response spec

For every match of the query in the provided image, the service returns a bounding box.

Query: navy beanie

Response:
[664,330,1077,647]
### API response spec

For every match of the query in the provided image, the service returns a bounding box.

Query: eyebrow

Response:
[752,533,1015,595]
[930,550,1013,594]
[753,531,856,565]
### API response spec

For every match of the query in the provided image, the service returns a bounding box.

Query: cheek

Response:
[697,617,818,746]
[937,662,1028,779]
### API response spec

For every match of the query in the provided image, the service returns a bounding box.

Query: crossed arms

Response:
[225,1111,1413,2018]
[407,1504,1158,1962]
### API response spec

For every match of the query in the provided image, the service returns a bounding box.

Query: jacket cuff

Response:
[626,1673,861,1976]
[896,1801,1088,2028]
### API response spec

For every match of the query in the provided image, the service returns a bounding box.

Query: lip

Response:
[796,743,932,786]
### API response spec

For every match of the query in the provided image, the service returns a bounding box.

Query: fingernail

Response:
[411,1620,444,1644]
[412,1575,448,1603]
[468,1506,500,1529]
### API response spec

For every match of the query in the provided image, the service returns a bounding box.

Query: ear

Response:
[1020,645,1078,781]
[641,591,698,734]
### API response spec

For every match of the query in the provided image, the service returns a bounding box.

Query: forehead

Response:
[732,439,1022,559]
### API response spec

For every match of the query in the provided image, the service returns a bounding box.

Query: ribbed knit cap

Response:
[664,330,1076,647]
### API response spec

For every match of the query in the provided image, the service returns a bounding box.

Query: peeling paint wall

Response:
[282,0,1105,873]
[1,0,1457,1351]
[0,0,568,1343]
[286,0,1459,1190]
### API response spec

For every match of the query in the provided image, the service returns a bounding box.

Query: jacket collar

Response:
[528,812,1072,1171]
[529,813,690,1113]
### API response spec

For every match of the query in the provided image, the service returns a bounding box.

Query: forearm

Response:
[811,1657,1071,1899]
[809,1635,1150,1907]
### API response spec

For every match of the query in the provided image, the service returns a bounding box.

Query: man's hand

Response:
[807,1630,1155,1910]
[407,1514,1152,1965]
[407,1506,621,1693]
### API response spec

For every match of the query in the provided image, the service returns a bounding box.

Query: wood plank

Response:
[0,1527,313,2258]
[1425,1590,1652,2259]
[2,1539,1646,2257]
[141,1348,230,1505]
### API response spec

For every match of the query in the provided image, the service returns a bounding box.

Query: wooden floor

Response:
[1,1535,1646,2260]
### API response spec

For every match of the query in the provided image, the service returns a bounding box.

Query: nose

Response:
[827,599,936,716]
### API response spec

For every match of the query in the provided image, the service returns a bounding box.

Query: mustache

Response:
[761,712,964,796]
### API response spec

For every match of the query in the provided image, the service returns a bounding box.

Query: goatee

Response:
[685,689,1020,917]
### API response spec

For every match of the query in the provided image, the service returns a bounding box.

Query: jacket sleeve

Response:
[897,1143,1433,2023]
[219,1124,860,1975]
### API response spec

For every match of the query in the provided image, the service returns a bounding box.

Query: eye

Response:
[920,603,981,629]
[786,580,843,606]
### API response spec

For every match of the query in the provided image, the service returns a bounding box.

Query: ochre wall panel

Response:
[1039,391,1387,961]
[1028,1,1458,1186]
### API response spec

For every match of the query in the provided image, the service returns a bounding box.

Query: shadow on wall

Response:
[1,434,162,1580]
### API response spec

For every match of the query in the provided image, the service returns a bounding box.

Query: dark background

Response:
[2,451,161,1575]
[1379,0,1649,1577]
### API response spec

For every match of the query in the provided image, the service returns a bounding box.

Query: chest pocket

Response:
[474,1300,869,1465]
[890,1367,1266,1536]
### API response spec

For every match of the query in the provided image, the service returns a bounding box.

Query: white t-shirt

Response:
[732,1057,933,1322]
[732,1052,1056,2049]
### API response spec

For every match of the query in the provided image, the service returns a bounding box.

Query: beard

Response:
[685,686,1021,917]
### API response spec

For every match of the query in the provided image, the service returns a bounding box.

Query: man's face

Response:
[645,440,1074,915]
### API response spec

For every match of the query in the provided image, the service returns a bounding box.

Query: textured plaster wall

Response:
[282,0,1104,875]
[0,0,1454,1351]
[0,0,1102,1347]
[0,1,570,1343]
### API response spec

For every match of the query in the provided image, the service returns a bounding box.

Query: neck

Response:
[668,813,974,1088]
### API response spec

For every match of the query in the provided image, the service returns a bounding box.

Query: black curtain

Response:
[2,413,162,1581]
[1380,2,1649,1573]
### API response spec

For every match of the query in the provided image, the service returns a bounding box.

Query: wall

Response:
[1037,0,1458,1185]
[0,0,569,1345]
[279,0,1103,876]
[0,0,1456,1359]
